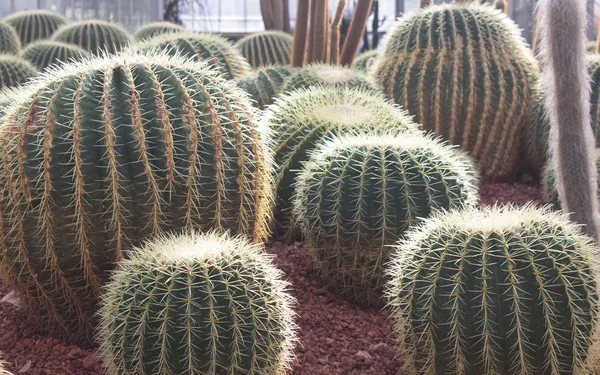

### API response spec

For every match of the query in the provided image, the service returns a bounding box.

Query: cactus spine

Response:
[2,10,67,46]
[21,41,88,71]
[0,356,12,375]
[0,55,37,89]
[283,63,374,93]
[51,20,131,55]
[0,52,273,345]
[134,21,185,42]
[99,231,297,375]
[235,31,293,68]
[236,65,297,109]
[386,205,600,375]
[0,22,20,55]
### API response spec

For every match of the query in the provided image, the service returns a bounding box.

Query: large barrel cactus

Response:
[283,63,374,94]
[21,41,88,71]
[0,55,37,89]
[0,22,20,55]
[235,31,293,68]
[51,20,131,55]
[386,205,600,375]
[236,65,297,109]
[373,4,539,181]
[137,32,250,80]
[99,231,297,375]
[0,52,273,345]
[294,134,477,305]
[134,21,185,42]
[2,10,67,46]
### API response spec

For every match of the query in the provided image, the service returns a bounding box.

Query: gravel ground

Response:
[0,182,542,375]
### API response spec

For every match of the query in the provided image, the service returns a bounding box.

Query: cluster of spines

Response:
[236,65,297,109]
[21,40,88,71]
[283,63,374,94]
[0,22,20,55]
[2,10,67,45]
[51,20,131,55]
[0,55,37,89]
[133,21,185,41]
[0,355,12,375]
[235,31,294,68]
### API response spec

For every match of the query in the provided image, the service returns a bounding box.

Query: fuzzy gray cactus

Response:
[0,22,20,55]
[2,10,67,46]
[283,63,374,93]
[21,41,88,71]
[236,65,297,109]
[51,20,131,55]
[0,55,37,89]
[134,21,185,42]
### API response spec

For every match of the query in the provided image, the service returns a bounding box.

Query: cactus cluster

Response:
[293,134,477,305]
[2,10,67,46]
[0,52,273,344]
[51,20,131,55]
[0,55,37,89]
[137,32,250,80]
[372,4,539,181]
[386,205,600,375]
[351,49,378,73]
[283,63,374,94]
[235,31,293,68]
[134,21,185,42]
[0,22,21,55]
[236,65,297,109]
[99,231,297,375]
[21,40,88,71]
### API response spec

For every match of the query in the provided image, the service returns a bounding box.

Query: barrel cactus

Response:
[0,55,37,89]
[0,22,20,55]
[51,20,131,55]
[134,21,185,42]
[21,41,88,71]
[283,63,374,94]
[235,31,293,68]
[98,231,297,375]
[2,10,67,46]
[588,41,597,54]
[137,32,250,80]
[236,65,297,109]
[373,3,539,181]
[0,52,273,345]
[351,49,378,73]
[386,204,600,375]
[0,87,20,118]
[294,134,477,305]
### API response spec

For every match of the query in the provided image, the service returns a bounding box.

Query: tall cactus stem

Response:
[261,0,275,30]
[340,0,374,66]
[330,0,347,65]
[311,0,328,63]
[306,0,317,64]
[292,0,310,67]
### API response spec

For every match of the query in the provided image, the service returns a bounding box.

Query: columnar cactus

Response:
[21,41,88,71]
[283,63,374,94]
[137,33,250,80]
[372,4,539,181]
[0,52,273,345]
[236,65,297,109]
[134,21,185,42]
[51,20,131,55]
[351,49,378,73]
[235,31,294,68]
[293,134,478,305]
[386,205,600,375]
[2,10,67,46]
[0,55,37,89]
[0,22,20,55]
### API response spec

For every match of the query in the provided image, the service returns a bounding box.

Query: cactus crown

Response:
[0,55,37,89]
[0,22,21,55]
[351,49,378,73]
[284,63,374,93]
[235,30,293,68]
[2,10,67,45]
[21,40,88,71]
[236,65,297,109]
[134,21,185,41]
[51,20,131,55]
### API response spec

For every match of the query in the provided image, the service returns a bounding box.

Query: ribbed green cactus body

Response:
[2,10,67,46]
[0,53,273,345]
[0,356,12,375]
[386,205,600,375]
[294,134,477,305]
[0,87,20,119]
[351,50,378,73]
[0,55,36,89]
[134,21,185,42]
[0,22,20,55]
[284,63,374,93]
[235,31,293,68]
[51,20,131,55]
[236,65,297,109]
[21,41,88,71]
[99,231,297,375]
[137,33,250,80]
[373,4,539,181]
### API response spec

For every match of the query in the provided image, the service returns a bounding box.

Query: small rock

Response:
[1,291,20,307]
[367,330,378,338]
[18,360,31,373]
[82,353,101,370]
[370,342,388,354]
[67,348,82,359]
[355,350,372,361]
[325,337,334,345]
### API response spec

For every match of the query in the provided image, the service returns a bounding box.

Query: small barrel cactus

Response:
[283,63,374,93]
[0,22,20,55]
[0,55,37,89]
[51,20,131,55]
[235,31,293,68]
[134,21,185,42]
[351,49,378,73]
[0,52,273,345]
[98,230,297,375]
[294,134,478,305]
[373,4,539,181]
[2,10,67,46]
[137,32,250,80]
[21,41,88,71]
[386,204,600,375]
[236,65,297,109]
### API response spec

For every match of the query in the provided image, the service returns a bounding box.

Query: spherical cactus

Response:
[134,21,185,42]
[283,63,374,93]
[21,41,88,71]
[373,4,539,181]
[98,230,297,375]
[0,55,37,89]
[293,134,478,305]
[386,204,600,375]
[235,31,293,68]
[137,32,250,80]
[0,52,273,345]
[351,49,378,73]
[0,22,20,55]
[2,10,67,46]
[236,65,297,109]
[51,20,131,55]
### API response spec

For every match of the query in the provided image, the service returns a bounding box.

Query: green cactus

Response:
[0,22,20,55]
[235,31,293,68]
[51,20,131,55]
[133,21,185,42]
[2,10,67,46]
[283,63,375,93]
[351,49,378,73]
[98,230,297,375]
[293,133,478,305]
[0,55,37,89]
[137,32,250,80]
[236,65,297,109]
[587,41,597,54]
[0,52,273,345]
[21,41,88,71]
[0,87,20,119]
[372,3,539,181]
[386,204,600,375]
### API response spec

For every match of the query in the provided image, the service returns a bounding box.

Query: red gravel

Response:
[0,182,542,375]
